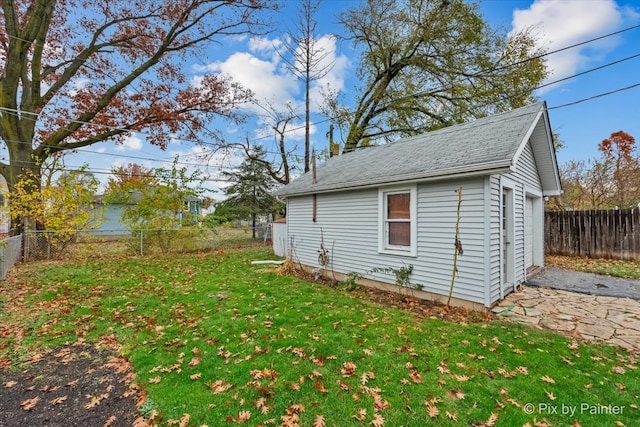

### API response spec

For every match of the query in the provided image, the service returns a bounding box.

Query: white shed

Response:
[276,102,562,309]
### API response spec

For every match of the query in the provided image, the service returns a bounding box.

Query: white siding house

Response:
[276,103,562,309]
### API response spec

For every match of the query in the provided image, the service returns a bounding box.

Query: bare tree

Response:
[240,102,299,185]
[279,0,334,172]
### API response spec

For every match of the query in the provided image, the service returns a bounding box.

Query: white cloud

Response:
[203,52,299,112]
[511,0,624,88]
[191,32,350,159]
[309,34,350,113]
[116,134,143,151]
[194,33,349,115]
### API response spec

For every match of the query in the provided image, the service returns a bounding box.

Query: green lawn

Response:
[547,255,640,279]
[1,247,638,426]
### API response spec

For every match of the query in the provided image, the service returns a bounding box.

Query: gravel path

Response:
[526,267,640,300]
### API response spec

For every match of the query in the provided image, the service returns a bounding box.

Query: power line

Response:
[549,82,640,110]
[0,21,638,163]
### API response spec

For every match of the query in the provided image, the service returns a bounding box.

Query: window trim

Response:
[378,185,417,257]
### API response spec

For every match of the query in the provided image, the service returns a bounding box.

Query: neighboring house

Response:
[91,193,203,235]
[276,102,562,309]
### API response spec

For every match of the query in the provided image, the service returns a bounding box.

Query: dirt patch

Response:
[357,286,494,323]
[0,342,147,427]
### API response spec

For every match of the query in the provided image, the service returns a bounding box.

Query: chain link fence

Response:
[0,235,22,279]
[22,225,271,262]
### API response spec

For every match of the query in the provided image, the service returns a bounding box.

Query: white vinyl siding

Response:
[286,178,488,305]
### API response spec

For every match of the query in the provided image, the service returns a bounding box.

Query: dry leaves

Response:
[84,392,109,409]
[50,395,68,405]
[540,375,555,384]
[20,397,39,411]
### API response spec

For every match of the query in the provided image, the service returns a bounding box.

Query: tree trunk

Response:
[252,213,256,240]
[1,148,43,235]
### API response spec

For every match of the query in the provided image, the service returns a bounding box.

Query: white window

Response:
[379,185,417,256]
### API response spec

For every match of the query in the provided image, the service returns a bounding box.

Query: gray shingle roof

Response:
[277,102,553,197]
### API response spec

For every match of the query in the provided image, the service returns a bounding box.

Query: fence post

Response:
[140,229,144,256]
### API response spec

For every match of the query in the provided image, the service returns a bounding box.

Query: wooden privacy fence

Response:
[545,209,640,260]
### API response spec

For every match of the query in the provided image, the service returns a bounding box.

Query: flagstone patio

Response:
[492,286,640,353]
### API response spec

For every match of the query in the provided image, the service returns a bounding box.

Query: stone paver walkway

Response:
[492,286,640,353]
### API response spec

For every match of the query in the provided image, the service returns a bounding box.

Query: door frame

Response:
[500,179,516,298]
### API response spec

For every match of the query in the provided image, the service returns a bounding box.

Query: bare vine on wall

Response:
[317,228,330,267]
[447,187,464,307]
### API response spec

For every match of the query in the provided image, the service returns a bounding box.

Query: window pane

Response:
[389,222,410,246]
[388,193,410,219]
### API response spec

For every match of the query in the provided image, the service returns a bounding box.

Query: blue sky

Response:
[67,0,640,196]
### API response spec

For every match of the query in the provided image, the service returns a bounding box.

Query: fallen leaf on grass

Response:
[250,368,278,380]
[341,362,357,377]
[611,366,626,375]
[20,397,39,411]
[541,375,555,384]
[314,382,329,394]
[371,413,384,426]
[187,357,201,367]
[313,415,326,427]
[148,376,161,384]
[207,379,234,394]
[336,380,350,391]
[446,389,465,400]
[353,408,367,421]
[485,412,499,426]
[374,395,390,412]
[256,397,272,414]
[506,398,521,407]
[104,415,117,427]
[177,413,190,427]
[424,402,439,418]
[361,372,375,385]
[4,381,17,388]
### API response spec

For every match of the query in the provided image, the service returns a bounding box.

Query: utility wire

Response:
[549,82,640,110]
[0,22,638,163]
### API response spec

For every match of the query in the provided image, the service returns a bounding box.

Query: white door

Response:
[524,196,534,269]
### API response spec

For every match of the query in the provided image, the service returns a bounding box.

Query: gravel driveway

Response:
[527,267,640,300]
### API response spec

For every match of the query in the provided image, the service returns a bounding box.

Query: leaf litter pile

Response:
[1,248,638,426]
